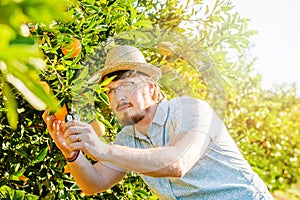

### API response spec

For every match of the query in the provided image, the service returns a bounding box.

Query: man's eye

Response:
[127,81,135,87]
[107,81,136,95]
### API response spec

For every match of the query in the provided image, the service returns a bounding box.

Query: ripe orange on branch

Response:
[54,103,68,121]
[39,81,67,120]
[157,42,175,56]
[90,120,105,137]
[61,37,82,58]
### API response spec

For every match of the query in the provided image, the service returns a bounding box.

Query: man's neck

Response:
[134,103,158,136]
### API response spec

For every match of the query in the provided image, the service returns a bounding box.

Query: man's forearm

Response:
[101,131,210,177]
[67,152,105,194]
[104,144,182,177]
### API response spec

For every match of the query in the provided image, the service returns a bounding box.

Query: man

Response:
[43,45,274,199]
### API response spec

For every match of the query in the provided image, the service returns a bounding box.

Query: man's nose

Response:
[115,89,127,101]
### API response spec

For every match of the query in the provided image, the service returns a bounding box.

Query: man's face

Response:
[107,76,154,126]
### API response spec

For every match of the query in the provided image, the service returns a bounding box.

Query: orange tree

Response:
[0,0,156,198]
[225,69,300,194]
[1,0,299,199]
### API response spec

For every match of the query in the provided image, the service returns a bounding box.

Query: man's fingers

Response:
[64,126,88,139]
[64,120,87,131]
[42,109,59,134]
[42,109,49,121]
[42,109,50,122]
[68,139,84,151]
[50,119,62,136]
[51,120,58,136]
[65,133,80,145]
[67,139,97,161]
[46,115,54,132]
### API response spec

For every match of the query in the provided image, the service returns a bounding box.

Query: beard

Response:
[118,108,149,126]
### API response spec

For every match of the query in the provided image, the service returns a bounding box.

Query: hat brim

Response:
[99,62,161,82]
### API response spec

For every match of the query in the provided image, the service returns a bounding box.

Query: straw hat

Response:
[98,45,161,82]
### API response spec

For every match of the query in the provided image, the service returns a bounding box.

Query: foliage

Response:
[0,185,38,200]
[0,0,69,129]
[226,73,300,192]
[0,0,299,199]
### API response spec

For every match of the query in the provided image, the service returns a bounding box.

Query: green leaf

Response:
[24,194,39,200]
[99,75,115,86]
[13,168,26,178]
[3,81,18,129]
[101,119,113,129]
[32,147,48,164]
[134,189,150,196]
[221,5,232,12]
[6,73,59,111]
[1,44,41,60]
[135,20,153,28]
[10,35,35,45]
[74,66,89,81]
[99,92,109,105]
[11,189,25,200]
[0,24,16,49]
[70,183,80,190]
[70,80,86,94]
[0,186,13,199]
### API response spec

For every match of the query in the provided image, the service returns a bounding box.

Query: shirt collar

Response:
[151,99,169,126]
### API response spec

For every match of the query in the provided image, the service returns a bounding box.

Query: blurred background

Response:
[232,0,300,97]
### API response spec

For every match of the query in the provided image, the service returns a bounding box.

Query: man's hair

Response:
[105,70,165,103]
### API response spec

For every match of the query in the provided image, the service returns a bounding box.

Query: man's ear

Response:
[148,82,155,96]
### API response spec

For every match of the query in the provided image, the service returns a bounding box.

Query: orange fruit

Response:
[39,81,51,94]
[157,42,174,56]
[90,120,105,137]
[19,175,29,183]
[249,95,258,103]
[39,37,46,45]
[54,103,68,121]
[61,37,82,58]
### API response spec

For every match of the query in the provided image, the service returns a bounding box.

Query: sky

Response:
[230,0,300,96]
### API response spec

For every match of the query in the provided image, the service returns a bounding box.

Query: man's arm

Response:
[102,130,210,178]
[97,98,215,177]
[66,152,126,195]
[42,110,126,195]
[64,98,217,178]
[65,124,210,178]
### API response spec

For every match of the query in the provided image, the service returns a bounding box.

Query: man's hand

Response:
[43,110,126,195]
[42,109,75,158]
[64,120,110,161]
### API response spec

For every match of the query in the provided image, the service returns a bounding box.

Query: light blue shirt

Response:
[115,96,274,199]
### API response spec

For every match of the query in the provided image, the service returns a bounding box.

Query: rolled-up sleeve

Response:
[174,96,223,140]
